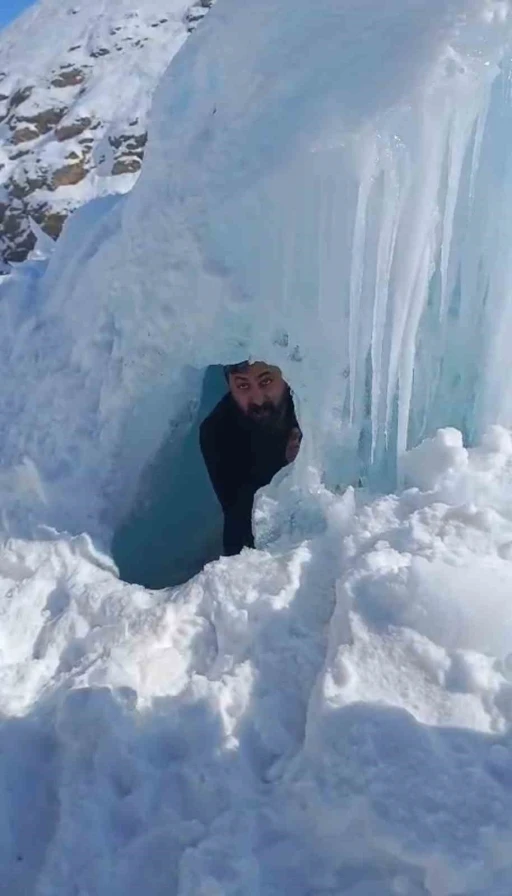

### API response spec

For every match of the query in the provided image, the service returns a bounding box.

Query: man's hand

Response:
[285,427,302,464]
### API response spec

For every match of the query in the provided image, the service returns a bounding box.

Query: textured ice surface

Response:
[2,0,512,538]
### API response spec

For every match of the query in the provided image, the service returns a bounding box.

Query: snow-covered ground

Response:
[2,429,512,894]
[1,0,512,893]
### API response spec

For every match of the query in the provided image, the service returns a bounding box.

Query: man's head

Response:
[225,361,288,426]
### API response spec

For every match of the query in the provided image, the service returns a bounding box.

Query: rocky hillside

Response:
[0,0,213,267]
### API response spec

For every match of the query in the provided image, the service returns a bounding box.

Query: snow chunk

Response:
[403,428,469,491]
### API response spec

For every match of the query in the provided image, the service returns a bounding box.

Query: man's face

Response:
[228,362,288,425]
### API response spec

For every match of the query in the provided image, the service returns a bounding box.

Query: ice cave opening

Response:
[111,360,304,588]
[112,364,226,589]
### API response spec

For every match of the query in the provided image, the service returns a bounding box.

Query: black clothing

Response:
[200,390,299,555]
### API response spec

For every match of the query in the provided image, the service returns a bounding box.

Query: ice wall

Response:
[0,0,512,538]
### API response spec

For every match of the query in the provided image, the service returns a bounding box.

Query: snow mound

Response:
[1,431,512,893]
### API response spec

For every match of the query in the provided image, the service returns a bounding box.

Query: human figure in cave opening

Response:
[200,361,302,555]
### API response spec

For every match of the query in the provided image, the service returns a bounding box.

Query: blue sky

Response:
[0,0,36,30]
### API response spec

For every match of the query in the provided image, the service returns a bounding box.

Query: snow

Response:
[0,0,512,892]
[0,0,191,78]
[0,0,199,263]
[2,433,512,893]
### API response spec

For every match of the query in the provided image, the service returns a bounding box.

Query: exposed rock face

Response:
[50,66,88,88]
[54,117,92,141]
[0,0,216,267]
[13,105,68,138]
[51,159,88,189]
[186,0,215,32]
[11,125,39,145]
[108,131,147,176]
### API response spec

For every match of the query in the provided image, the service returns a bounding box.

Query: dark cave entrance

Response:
[112,365,227,589]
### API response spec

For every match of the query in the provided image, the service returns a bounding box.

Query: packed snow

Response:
[1,0,512,893]
[3,430,512,894]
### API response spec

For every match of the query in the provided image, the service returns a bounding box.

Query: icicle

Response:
[383,107,442,443]
[370,142,402,464]
[397,240,432,477]
[348,135,377,426]
[469,97,491,204]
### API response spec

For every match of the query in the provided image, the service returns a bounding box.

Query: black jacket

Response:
[200,391,298,555]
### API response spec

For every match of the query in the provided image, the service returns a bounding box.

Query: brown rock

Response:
[12,125,39,145]
[51,160,88,188]
[51,67,86,88]
[32,208,67,240]
[54,116,92,141]
[17,106,67,136]
[112,157,141,175]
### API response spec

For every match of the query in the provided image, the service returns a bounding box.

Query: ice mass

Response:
[1,0,512,893]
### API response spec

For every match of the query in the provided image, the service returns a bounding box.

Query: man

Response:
[200,361,302,555]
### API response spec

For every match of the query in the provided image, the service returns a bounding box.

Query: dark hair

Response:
[224,361,250,380]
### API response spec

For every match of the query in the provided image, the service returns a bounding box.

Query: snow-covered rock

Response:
[0,0,214,265]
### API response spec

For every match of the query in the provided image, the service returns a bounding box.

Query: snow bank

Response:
[1,429,512,894]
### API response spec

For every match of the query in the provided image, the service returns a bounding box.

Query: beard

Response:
[247,400,277,422]
[245,390,289,430]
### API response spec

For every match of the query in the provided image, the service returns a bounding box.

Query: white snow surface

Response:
[0,0,190,72]
[1,0,512,893]
[2,431,512,894]
[0,0,192,116]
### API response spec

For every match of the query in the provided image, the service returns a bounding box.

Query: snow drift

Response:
[3,431,512,895]
[1,0,512,893]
